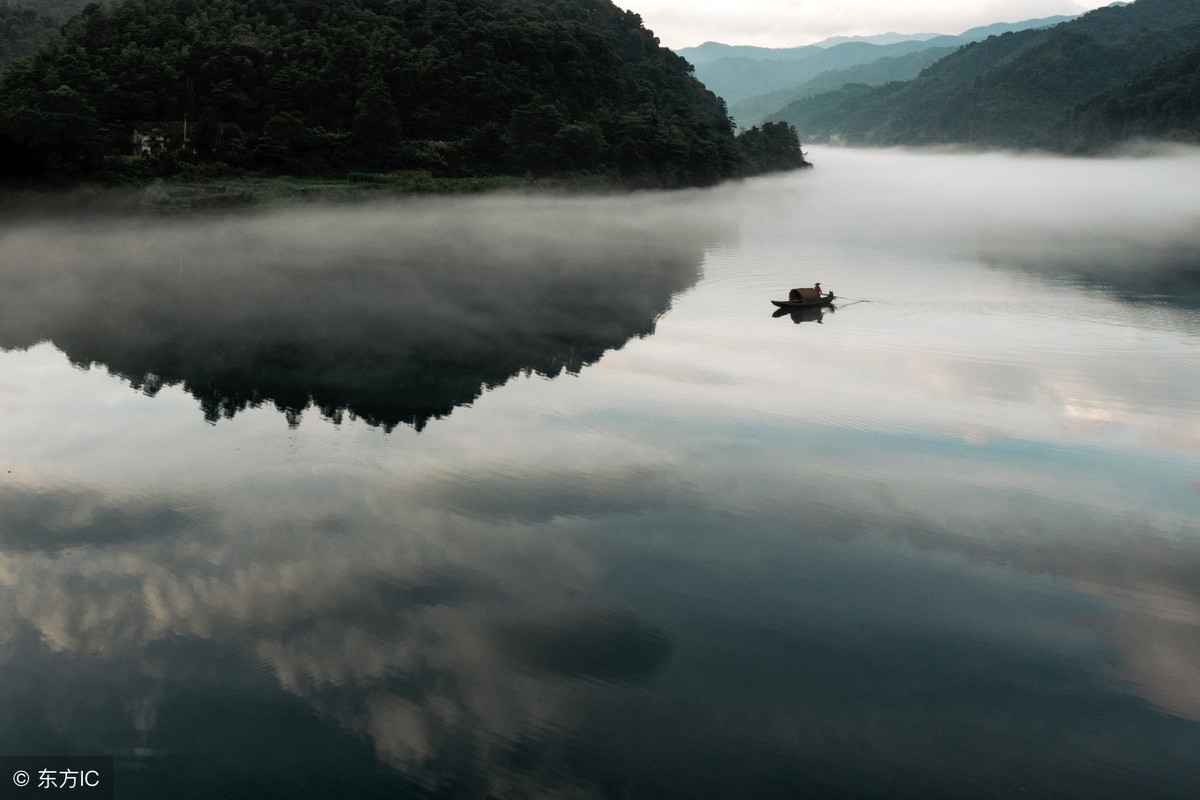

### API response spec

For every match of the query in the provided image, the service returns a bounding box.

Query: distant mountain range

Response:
[677,16,1078,124]
[765,0,1200,152]
[680,18,1077,66]
[723,46,960,129]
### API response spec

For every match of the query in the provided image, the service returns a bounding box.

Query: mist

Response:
[4,149,1200,796]
[0,191,727,429]
[784,145,1200,301]
[2,146,1199,431]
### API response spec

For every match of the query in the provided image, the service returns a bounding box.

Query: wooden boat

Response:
[771,287,835,308]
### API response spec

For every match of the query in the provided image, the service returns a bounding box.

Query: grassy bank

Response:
[0,169,631,216]
[137,171,561,211]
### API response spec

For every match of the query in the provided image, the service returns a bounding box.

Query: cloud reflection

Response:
[2,461,1199,795]
[0,467,683,788]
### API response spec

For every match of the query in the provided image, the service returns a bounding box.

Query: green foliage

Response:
[0,83,104,177]
[0,4,59,71]
[14,0,96,22]
[735,121,810,173]
[351,79,402,162]
[775,0,1200,151]
[0,0,809,187]
[1059,41,1200,151]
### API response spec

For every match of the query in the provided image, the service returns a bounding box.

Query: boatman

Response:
[813,282,822,296]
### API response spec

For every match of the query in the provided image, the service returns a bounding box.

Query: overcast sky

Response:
[628,1,1115,49]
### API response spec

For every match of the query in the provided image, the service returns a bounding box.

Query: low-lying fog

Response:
[0,192,722,428]
[1,144,1198,429]
[791,145,1200,298]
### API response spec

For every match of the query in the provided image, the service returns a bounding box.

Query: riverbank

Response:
[0,170,630,215]
[0,161,812,215]
[137,172,546,211]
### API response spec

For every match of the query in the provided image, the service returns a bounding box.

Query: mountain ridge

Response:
[679,16,1077,64]
[677,15,1079,109]
[769,0,1200,151]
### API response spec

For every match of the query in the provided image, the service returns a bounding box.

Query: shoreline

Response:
[0,163,812,215]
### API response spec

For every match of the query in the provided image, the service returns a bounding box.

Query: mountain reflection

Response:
[0,194,712,430]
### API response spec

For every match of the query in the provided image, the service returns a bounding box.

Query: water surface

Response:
[2,147,1200,798]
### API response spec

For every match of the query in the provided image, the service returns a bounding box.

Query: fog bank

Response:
[0,192,726,429]
[785,145,1200,300]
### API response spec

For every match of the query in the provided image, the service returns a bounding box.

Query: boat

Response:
[771,286,835,308]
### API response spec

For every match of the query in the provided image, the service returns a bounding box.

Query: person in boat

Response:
[787,284,828,304]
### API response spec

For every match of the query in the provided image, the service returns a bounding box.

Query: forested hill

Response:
[0,5,58,69]
[0,0,809,187]
[0,0,92,64]
[1059,40,1200,150]
[772,0,1200,151]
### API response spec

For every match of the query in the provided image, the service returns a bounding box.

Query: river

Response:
[1,146,1199,798]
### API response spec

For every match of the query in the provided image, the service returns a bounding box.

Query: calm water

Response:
[2,147,1200,798]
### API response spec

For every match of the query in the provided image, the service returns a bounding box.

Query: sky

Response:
[625,0,1117,49]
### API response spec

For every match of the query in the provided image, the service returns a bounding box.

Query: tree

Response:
[736,121,809,173]
[0,84,103,178]
[351,80,402,163]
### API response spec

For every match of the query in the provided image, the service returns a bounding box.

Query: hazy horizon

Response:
[628,0,1113,49]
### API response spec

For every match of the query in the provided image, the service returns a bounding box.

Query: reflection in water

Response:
[773,303,834,324]
[0,194,712,430]
[3,151,1200,797]
[0,475,677,795]
[3,469,1200,797]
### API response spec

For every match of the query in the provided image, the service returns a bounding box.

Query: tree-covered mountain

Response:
[1,0,100,73]
[14,0,96,21]
[0,4,58,69]
[0,0,809,186]
[1058,39,1200,149]
[771,0,1200,151]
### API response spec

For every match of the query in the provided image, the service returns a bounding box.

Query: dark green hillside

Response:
[0,0,808,187]
[1067,0,1200,40]
[1059,41,1200,149]
[0,4,58,69]
[774,0,1200,150]
[17,0,97,21]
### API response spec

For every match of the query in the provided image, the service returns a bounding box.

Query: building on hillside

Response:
[130,120,190,156]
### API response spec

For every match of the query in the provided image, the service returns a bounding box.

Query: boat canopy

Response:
[789,287,823,303]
